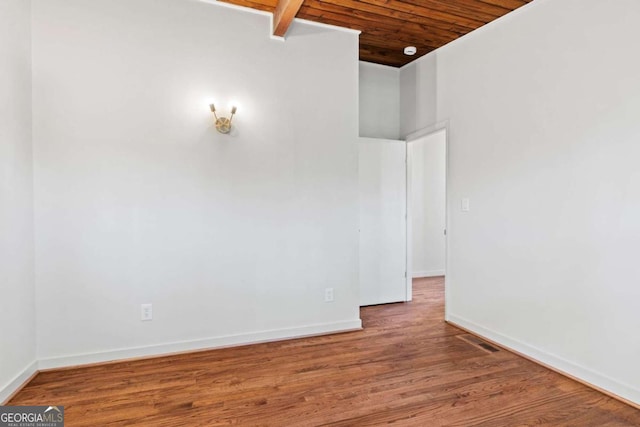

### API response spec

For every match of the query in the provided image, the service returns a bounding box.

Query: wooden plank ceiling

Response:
[220,0,533,67]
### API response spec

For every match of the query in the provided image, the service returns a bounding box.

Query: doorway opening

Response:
[406,128,448,301]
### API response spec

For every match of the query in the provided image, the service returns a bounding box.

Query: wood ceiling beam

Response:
[273,0,305,37]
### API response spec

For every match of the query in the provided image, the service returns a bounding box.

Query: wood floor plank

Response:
[9,277,640,425]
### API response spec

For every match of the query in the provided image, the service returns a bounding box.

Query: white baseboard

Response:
[413,270,445,278]
[447,314,640,408]
[0,360,38,404]
[38,319,362,371]
[3,320,362,402]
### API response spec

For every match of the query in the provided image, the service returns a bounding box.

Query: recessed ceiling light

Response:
[404,46,417,56]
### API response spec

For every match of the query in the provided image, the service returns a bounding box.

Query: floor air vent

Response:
[457,334,500,354]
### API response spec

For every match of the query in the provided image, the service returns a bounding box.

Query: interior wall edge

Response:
[0,360,38,405]
[403,120,448,143]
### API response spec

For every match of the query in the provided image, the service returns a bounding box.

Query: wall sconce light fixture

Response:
[209,103,237,134]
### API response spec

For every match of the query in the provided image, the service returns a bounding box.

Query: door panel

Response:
[358,138,407,306]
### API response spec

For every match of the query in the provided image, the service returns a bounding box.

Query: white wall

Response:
[0,0,37,402]
[400,53,436,139]
[427,0,640,405]
[359,62,400,140]
[409,130,446,278]
[32,0,361,367]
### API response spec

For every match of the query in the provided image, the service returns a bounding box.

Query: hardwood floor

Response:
[10,277,640,426]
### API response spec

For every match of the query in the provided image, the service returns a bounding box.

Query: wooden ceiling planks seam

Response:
[220,0,533,67]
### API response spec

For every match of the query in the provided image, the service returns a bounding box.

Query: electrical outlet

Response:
[324,288,334,303]
[141,303,153,321]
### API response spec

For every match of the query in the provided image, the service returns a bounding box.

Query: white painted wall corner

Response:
[0,361,38,405]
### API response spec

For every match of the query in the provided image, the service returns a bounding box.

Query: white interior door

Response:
[358,138,407,306]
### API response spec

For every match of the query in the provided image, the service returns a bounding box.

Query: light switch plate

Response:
[324,288,334,302]
[461,198,470,212]
[141,303,153,321]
